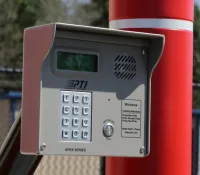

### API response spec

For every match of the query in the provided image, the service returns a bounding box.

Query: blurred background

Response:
[0,0,200,174]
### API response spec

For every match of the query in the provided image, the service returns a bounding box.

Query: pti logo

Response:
[67,80,88,89]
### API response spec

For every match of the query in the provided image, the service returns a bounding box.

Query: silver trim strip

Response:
[109,18,193,32]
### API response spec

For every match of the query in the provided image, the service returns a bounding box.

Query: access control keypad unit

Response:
[21,23,165,157]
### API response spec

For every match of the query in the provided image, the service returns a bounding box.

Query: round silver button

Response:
[103,122,114,137]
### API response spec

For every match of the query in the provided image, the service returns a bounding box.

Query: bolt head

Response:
[140,146,145,154]
[40,143,46,151]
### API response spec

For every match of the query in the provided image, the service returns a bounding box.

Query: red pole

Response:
[107,0,193,175]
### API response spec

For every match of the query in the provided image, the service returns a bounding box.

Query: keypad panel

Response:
[60,91,92,142]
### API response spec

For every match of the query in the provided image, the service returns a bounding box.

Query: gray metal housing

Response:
[21,23,165,157]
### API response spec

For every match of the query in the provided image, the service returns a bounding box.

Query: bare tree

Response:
[36,0,99,26]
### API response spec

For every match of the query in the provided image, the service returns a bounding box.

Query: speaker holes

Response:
[113,54,136,80]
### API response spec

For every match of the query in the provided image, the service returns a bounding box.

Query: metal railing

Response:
[0,91,21,122]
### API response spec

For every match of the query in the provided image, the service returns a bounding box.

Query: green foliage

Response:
[193,88,200,108]
[193,5,200,108]
[0,0,99,68]
[16,0,39,29]
[193,4,200,82]
[0,0,21,67]
[90,0,108,27]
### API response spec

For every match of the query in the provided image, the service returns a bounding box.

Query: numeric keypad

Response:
[60,91,91,142]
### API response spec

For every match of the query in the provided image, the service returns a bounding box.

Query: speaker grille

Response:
[114,54,136,80]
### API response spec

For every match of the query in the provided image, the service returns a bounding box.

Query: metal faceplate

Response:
[39,34,149,157]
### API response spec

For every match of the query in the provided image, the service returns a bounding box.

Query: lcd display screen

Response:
[57,51,98,72]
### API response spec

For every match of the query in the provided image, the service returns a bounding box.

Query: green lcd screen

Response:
[57,51,98,72]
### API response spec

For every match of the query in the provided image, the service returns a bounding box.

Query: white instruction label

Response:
[121,100,141,138]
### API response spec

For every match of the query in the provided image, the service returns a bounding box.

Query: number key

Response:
[82,119,89,127]
[72,118,79,127]
[82,130,89,139]
[73,106,79,115]
[62,130,69,138]
[62,118,70,126]
[83,95,89,104]
[72,130,79,138]
[73,95,80,103]
[82,107,89,115]
[63,94,70,103]
[63,106,70,114]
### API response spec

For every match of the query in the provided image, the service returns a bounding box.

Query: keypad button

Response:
[82,130,89,139]
[72,130,79,138]
[73,95,80,103]
[63,106,70,114]
[82,107,89,115]
[62,118,70,126]
[82,119,89,127]
[63,94,70,103]
[72,118,79,127]
[82,95,89,104]
[62,130,69,138]
[73,106,80,115]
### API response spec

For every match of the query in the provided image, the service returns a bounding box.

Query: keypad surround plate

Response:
[60,90,92,142]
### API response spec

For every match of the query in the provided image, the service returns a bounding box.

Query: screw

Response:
[40,143,46,151]
[142,50,145,55]
[140,146,145,154]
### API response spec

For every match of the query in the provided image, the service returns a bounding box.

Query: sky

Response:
[195,0,200,6]
[79,0,90,3]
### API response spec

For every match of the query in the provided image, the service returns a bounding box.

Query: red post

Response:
[107,0,194,175]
